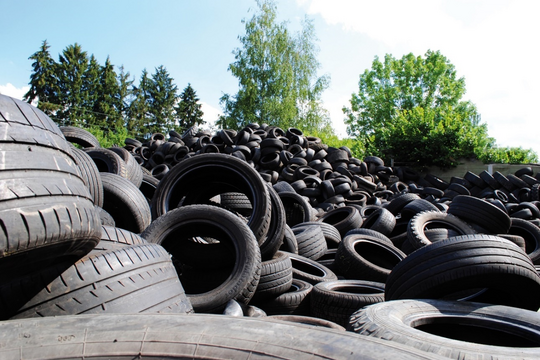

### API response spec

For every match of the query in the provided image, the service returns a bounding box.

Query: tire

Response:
[84,148,128,179]
[385,234,540,311]
[7,243,193,319]
[310,280,385,327]
[294,221,341,249]
[345,228,393,245]
[253,251,293,301]
[108,146,143,187]
[268,314,345,331]
[259,184,286,260]
[317,206,363,237]
[139,173,160,207]
[509,217,540,264]
[142,204,261,313]
[361,207,396,236]
[252,278,313,315]
[384,193,421,215]
[60,125,101,148]
[151,153,271,244]
[0,96,101,280]
[278,191,314,227]
[286,252,338,285]
[70,146,104,207]
[292,224,328,260]
[399,198,440,220]
[348,299,540,360]
[0,313,442,360]
[96,205,115,226]
[447,195,511,234]
[334,234,405,282]
[280,224,298,254]
[92,225,148,253]
[407,210,476,249]
[100,172,151,233]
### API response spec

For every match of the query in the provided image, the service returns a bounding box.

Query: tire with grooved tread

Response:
[0,313,446,360]
[60,126,101,148]
[6,243,193,319]
[0,94,101,280]
[108,146,143,188]
[292,224,327,260]
[84,148,128,179]
[385,234,540,311]
[251,278,313,315]
[142,204,261,313]
[310,280,385,327]
[151,153,271,244]
[100,172,151,233]
[348,299,540,360]
[447,195,511,234]
[92,225,147,253]
[253,251,293,301]
[70,146,104,207]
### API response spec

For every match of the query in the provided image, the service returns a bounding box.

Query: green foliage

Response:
[218,0,331,132]
[84,125,130,149]
[176,83,205,131]
[478,146,538,164]
[344,50,500,168]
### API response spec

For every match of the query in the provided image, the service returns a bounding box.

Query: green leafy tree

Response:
[176,83,205,130]
[81,54,101,127]
[344,50,503,168]
[218,0,330,132]
[24,40,60,115]
[92,57,123,130]
[127,69,152,137]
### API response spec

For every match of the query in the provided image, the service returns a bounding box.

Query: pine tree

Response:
[24,40,59,115]
[147,65,178,135]
[127,69,151,138]
[176,83,205,131]
[81,54,101,127]
[93,57,122,130]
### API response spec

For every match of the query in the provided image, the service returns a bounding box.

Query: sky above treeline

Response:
[1,0,539,156]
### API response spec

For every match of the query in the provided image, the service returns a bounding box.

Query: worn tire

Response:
[60,125,101,148]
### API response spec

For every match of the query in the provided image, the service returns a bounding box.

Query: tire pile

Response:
[1,94,540,359]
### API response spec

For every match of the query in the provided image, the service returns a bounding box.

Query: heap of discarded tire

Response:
[1,94,540,359]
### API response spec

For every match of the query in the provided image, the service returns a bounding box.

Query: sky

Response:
[1,0,539,158]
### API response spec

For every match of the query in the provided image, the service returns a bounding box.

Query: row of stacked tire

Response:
[0,93,539,359]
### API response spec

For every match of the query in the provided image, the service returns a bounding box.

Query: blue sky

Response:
[1,0,539,157]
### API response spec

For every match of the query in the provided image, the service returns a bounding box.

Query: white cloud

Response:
[200,101,221,130]
[0,83,29,100]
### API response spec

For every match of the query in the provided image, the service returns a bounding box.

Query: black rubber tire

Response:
[399,198,440,220]
[142,204,261,313]
[292,224,328,260]
[280,224,299,254]
[7,243,193,319]
[348,299,540,360]
[268,314,346,331]
[310,280,385,327]
[344,228,393,245]
[294,221,341,249]
[100,172,151,234]
[60,125,101,148]
[253,251,293,301]
[278,191,314,227]
[139,173,160,207]
[252,278,313,316]
[286,252,338,285]
[385,234,540,311]
[0,96,101,280]
[447,195,511,234]
[509,217,540,264]
[96,205,115,226]
[361,207,396,236]
[84,148,128,179]
[384,193,421,215]
[407,210,476,249]
[70,146,104,207]
[317,206,363,237]
[92,225,148,253]
[0,313,445,360]
[151,153,271,244]
[259,184,286,260]
[108,146,143,188]
[334,234,405,282]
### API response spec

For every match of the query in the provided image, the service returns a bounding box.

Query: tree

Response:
[24,40,59,115]
[146,65,179,135]
[127,69,152,137]
[92,57,123,130]
[218,0,330,132]
[344,50,496,168]
[176,83,205,130]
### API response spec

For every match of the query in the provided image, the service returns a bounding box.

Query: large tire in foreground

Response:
[348,299,540,360]
[385,234,540,311]
[0,94,101,280]
[0,313,447,360]
[151,153,272,244]
[6,243,192,319]
[142,204,262,313]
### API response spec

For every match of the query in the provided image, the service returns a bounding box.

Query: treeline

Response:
[24,41,205,140]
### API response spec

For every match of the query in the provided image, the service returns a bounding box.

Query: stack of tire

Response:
[0,94,193,320]
[2,94,540,359]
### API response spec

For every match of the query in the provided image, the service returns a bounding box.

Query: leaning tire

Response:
[142,204,262,313]
[348,299,540,360]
